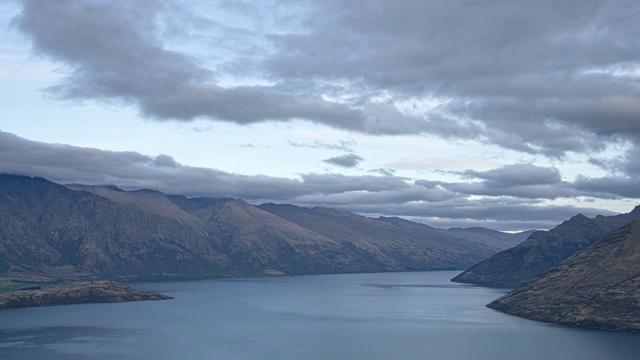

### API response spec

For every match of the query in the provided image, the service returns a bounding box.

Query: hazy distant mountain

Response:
[259,204,497,271]
[1,174,515,281]
[369,216,529,251]
[452,207,640,288]
[488,220,640,333]
[442,226,534,251]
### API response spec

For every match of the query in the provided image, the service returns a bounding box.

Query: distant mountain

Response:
[0,174,513,281]
[371,216,529,251]
[451,207,640,288]
[443,226,533,251]
[259,204,496,271]
[488,220,640,333]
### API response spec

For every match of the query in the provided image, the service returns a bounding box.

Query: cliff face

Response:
[451,208,640,288]
[1,174,512,281]
[488,220,640,333]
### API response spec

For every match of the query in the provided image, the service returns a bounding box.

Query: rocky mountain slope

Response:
[1,174,517,281]
[488,220,640,333]
[1,175,232,280]
[451,207,640,288]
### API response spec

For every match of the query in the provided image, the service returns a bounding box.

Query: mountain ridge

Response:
[451,206,640,288]
[1,174,523,281]
[487,219,640,332]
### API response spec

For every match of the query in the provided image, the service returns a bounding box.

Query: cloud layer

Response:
[0,130,630,231]
[13,0,640,162]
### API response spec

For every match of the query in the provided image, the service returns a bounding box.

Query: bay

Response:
[0,271,638,359]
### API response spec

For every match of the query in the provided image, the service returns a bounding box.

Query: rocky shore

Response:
[0,280,172,310]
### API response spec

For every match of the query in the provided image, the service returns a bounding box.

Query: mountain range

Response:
[0,174,526,281]
[451,207,640,288]
[488,219,640,332]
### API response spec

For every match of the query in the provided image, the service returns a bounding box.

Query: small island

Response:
[0,279,172,310]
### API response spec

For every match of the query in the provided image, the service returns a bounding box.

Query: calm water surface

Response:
[0,271,638,359]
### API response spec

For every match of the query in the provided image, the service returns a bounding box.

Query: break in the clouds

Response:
[13,0,640,160]
[322,154,363,168]
[0,130,634,231]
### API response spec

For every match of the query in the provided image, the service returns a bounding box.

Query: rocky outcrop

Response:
[487,220,640,333]
[452,207,640,288]
[0,280,171,310]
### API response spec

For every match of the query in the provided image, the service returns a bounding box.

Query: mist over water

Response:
[1,271,638,360]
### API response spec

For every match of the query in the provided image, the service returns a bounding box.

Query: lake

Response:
[0,271,638,359]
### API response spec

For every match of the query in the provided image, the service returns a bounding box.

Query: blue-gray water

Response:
[1,271,638,359]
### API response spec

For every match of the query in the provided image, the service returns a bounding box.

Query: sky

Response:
[1,0,640,231]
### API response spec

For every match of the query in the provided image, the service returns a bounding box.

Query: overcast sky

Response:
[2,0,640,231]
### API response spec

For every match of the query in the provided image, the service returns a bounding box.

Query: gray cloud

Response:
[3,130,631,231]
[322,153,363,168]
[463,163,561,187]
[435,164,584,200]
[288,139,355,152]
[261,0,640,156]
[14,0,640,160]
[11,0,430,136]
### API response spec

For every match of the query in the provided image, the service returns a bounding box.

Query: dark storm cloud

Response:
[15,0,640,157]
[322,154,363,168]
[4,129,628,230]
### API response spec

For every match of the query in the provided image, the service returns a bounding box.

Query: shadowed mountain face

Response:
[488,220,640,333]
[1,175,515,281]
[452,208,640,288]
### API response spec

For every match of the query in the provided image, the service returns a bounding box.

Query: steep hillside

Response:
[488,220,640,333]
[0,174,521,281]
[168,196,376,275]
[451,207,640,288]
[0,175,231,280]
